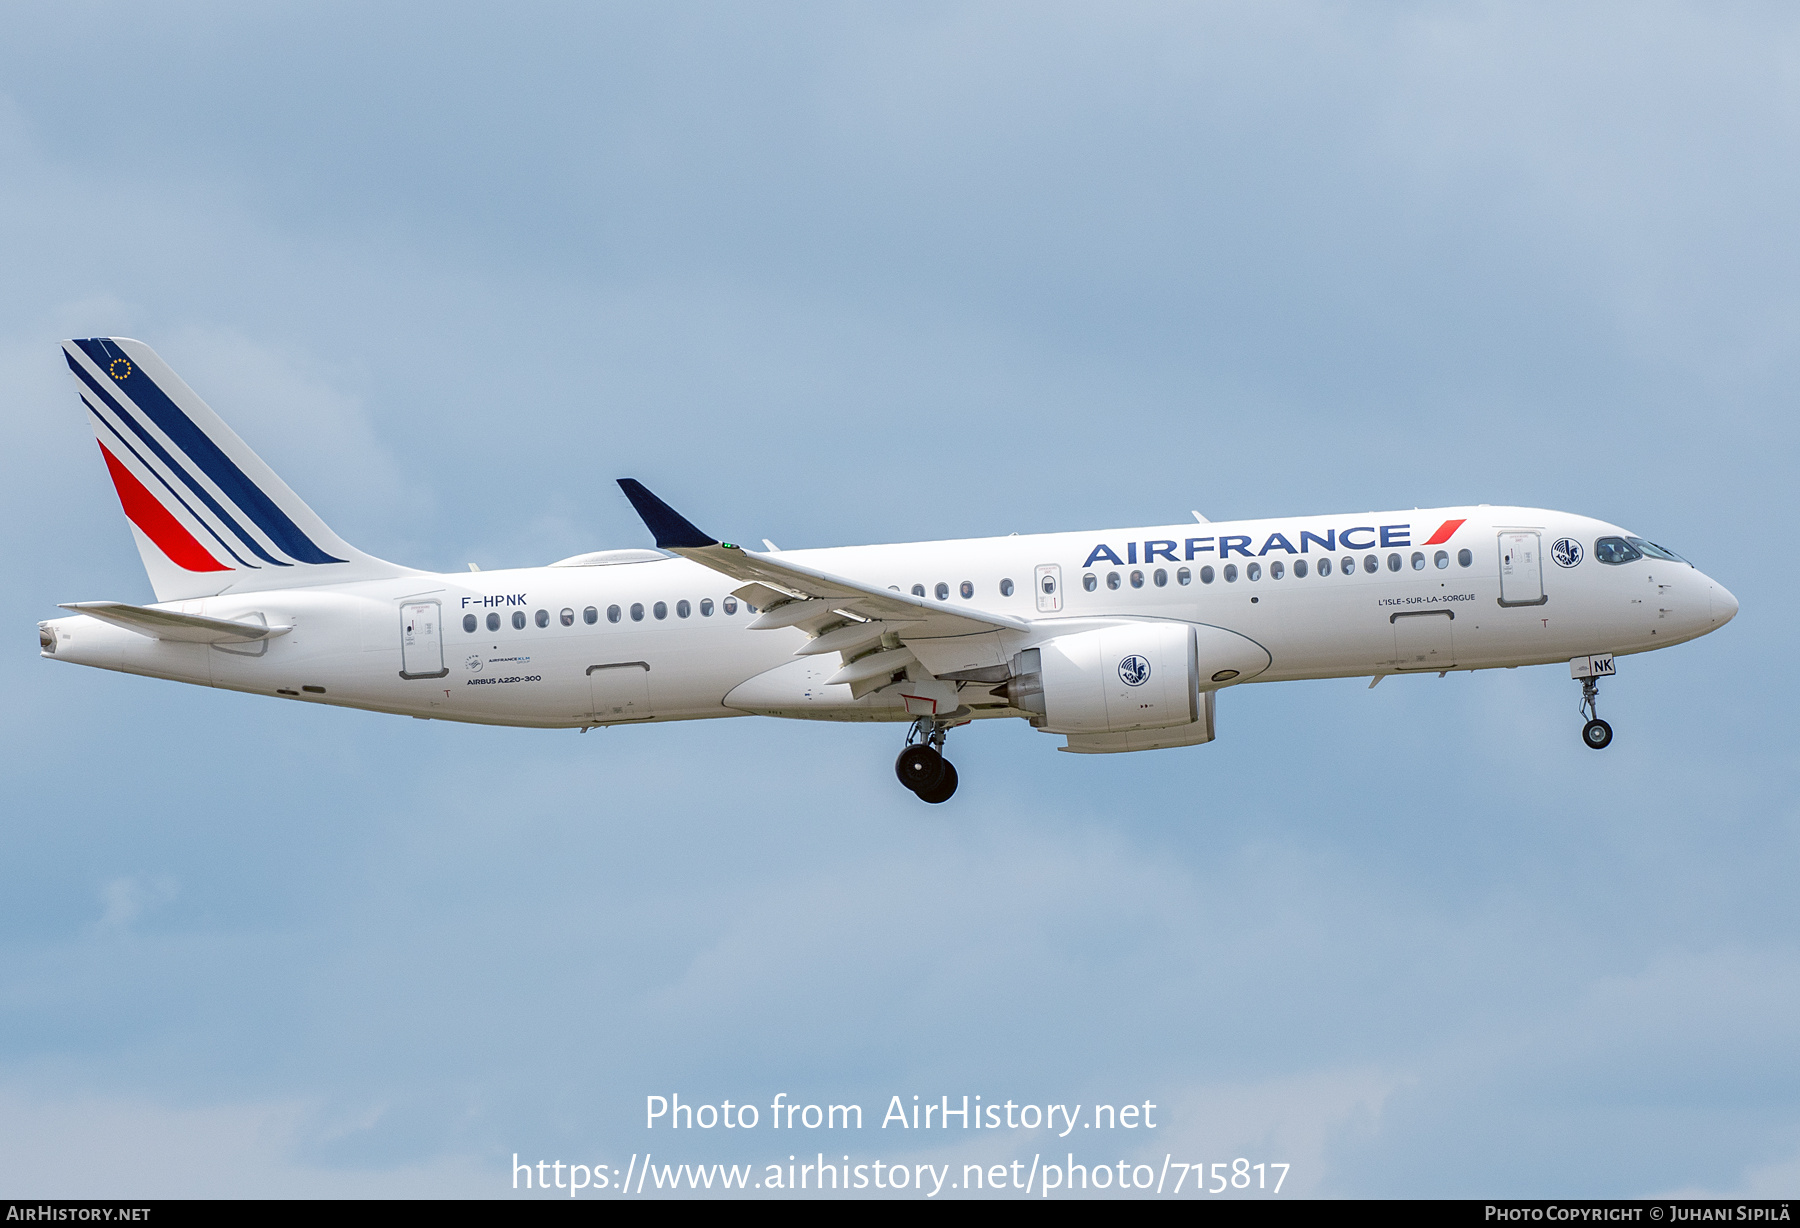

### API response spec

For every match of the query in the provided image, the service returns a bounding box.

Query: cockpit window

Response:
[1594,536,1642,565]
[1628,536,1688,564]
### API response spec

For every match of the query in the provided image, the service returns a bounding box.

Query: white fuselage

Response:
[40,505,1737,733]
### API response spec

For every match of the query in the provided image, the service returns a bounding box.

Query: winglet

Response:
[616,479,718,550]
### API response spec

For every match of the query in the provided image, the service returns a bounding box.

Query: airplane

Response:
[39,337,1740,803]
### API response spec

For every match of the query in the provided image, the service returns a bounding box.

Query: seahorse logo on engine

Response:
[1118,655,1151,687]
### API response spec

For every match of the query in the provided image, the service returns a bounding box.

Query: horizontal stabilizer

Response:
[60,601,292,643]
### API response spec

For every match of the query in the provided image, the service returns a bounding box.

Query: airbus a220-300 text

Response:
[40,339,1739,802]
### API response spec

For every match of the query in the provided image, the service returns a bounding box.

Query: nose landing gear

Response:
[895,717,959,803]
[1578,675,1613,750]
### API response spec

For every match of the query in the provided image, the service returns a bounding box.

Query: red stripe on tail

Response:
[97,443,230,572]
[1423,519,1466,546]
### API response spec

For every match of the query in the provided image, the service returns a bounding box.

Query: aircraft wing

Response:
[617,479,1029,637]
[617,480,1031,692]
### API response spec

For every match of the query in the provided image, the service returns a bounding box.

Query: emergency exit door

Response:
[1498,532,1546,606]
[1034,564,1063,613]
[399,601,449,679]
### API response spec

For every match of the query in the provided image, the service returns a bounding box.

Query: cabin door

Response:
[1498,532,1546,606]
[399,601,448,679]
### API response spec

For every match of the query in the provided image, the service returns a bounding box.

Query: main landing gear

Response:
[896,717,959,803]
[1578,675,1613,750]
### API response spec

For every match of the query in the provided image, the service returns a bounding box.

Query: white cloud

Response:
[1155,1068,1409,1197]
[1669,1148,1800,1198]
[0,1088,492,1198]
[96,877,179,933]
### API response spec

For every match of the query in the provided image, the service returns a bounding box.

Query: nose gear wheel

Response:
[1577,675,1613,750]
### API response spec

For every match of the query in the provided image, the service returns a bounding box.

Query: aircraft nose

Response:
[1710,580,1740,627]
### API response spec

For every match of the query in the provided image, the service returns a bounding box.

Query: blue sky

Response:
[0,1,1794,1197]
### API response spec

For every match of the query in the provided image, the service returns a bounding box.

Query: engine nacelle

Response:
[999,622,1193,734]
[998,621,1270,735]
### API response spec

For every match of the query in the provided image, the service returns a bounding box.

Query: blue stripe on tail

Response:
[67,353,288,567]
[82,395,260,569]
[72,339,344,565]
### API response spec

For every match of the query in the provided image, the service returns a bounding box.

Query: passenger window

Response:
[1153,568,1168,587]
[1294,559,1308,578]
[1107,572,1121,590]
[935,582,949,601]
[512,611,527,630]
[1247,562,1262,581]
[1434,551,1449,569]
[486,612,500,631]
[1271,561,1285,580]
[1000,578,1014,597]
[912,584,926,597]
[584,606,598,625]
[1130,570,1144,588]
[1410,552,1424,570]
[960,581,973,599]
[1457,549,1473,568]
[677,599,691,618]
[1083,573,1098,592]
[606,605,621,624]
[1224,564,1239,582]
[463,614,477,633]
[1318,557,1332,576]
[1201,565,1216,584]
[1364,555,1379,574]
[700,598,714,616]
[630,603,645,622]
[1177,567,1191,585]
[653,601,668,620]
[1387,553,1401,572]
[560,608,574,626]
[1595,537,1643,565]
[723,597,738,614]
[535,609,549,628]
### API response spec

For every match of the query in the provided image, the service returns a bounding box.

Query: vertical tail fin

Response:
[63,337,415,601]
